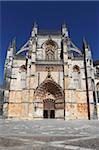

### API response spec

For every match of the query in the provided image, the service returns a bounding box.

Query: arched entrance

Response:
[34,74,64,119]
[43,99,55,118]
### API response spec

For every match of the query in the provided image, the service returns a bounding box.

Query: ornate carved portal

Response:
[34,74,64,119]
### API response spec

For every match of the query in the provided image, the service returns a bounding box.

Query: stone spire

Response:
[6,38,16,60]
[34,21,38,28]
[88,44,91,51]
[62,22,69,37]
[83,37,88,49]
[88,44,92,58]
[31,22,38,37]
[83,37,92,60]
[12,38,16,54]
[8,41,12,50]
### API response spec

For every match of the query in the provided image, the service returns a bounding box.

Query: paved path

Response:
[0,119,99,150]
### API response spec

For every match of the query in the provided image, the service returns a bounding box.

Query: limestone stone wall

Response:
[6,57,97,119]
[65,103,88,120]
[4,31,99,120]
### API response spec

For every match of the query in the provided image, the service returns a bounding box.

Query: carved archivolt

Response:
[34,74,64,101]
[42,38,58,50]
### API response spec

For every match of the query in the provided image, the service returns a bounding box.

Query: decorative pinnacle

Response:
[33,21,37,28]
[12,37,16,46]
[62,22,69,37]
[7,37,16,51]
[12,38,16,54]
[46,67,51,78]
[48,35,52,40]
[62,22,68,29]
[8,41,12,50]
[88,44,91,51]
[46,67,53,78]
[32,22,37,30]
[83,37,88,49]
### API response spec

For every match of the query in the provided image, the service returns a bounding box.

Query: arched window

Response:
[96,83,99,103]
[46,45,55,60]
[42,39,58,60]
[73,65,81,89]
[19,65,27,89]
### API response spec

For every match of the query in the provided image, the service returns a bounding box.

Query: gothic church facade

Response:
[3,23,99,119]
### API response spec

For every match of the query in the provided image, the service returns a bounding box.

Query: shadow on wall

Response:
[0,90,4,115]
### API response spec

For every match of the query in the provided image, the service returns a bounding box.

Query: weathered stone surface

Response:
[3,24,99,120]
[65,103,88,119]
[8,103,21,117]
[9,91,22,103]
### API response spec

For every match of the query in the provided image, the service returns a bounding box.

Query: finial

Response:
[8,41,12,50]
[46,67,53,78]
[62,22,69,37]
[34,21,37,28]
[83,37,88,49]
[88,44,91,51]
[32,22,38,37]
[12,37,16,54]
[62,24,66,28]
[62,21,68,28]
[46,67,51,78]
[48,70,51,78]
[12,37,16,46]
[48,35,52,40]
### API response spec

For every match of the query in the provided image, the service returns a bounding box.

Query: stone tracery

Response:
[42,38,58,60]
[34,74,64,101]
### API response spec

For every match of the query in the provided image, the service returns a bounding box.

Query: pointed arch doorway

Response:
[34,74,64,119]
